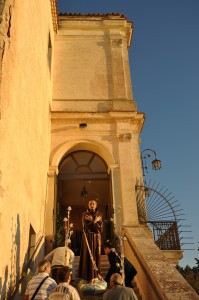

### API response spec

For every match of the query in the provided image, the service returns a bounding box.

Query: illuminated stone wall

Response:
[0,0,54,297]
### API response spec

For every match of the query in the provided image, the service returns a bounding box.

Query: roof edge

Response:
[58,12,127,19]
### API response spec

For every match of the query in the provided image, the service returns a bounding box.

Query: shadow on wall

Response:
[0,213,44,299]
[0,214,21,299]
[0,214,26,299]
[0,266,9,300]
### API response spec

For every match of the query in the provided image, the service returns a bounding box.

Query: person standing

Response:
[49,266,80,300]
[24,258,57,300]
[45,244,75,283]
[78,199,103,281]
[102,273,137,300]
[103,240,137,288]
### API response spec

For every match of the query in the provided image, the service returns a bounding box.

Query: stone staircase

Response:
[73,255,142,300]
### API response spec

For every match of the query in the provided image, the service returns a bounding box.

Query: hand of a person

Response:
[98,274,104,281]
[93,215,101,223]
[95,216,102,222]
[89,278,95,285]
[85,215,93,221]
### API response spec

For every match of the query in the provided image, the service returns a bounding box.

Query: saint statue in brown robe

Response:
[78,199,103,281]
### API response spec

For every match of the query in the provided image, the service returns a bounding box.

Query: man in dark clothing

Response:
[103,240,137,288]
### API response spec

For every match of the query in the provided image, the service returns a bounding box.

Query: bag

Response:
[30,276,49,300]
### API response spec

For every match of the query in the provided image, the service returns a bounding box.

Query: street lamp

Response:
[141,148,161,177]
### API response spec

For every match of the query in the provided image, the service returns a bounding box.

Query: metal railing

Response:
[142,221,181,250]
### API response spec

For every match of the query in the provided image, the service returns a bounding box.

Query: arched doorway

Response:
[55,150,114,255]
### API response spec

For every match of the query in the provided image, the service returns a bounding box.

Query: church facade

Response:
[0,0,198,299]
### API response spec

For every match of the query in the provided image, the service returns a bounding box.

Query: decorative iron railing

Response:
[145,221,181,250]
[135,180,194,251]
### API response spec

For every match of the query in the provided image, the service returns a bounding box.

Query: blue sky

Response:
[58,0,199,267]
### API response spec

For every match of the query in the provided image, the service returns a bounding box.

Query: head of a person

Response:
[37,258,51,274]
[58,266,72,283]
[103,240,112,255]
[110,273,123,287]
[88,199,97,212]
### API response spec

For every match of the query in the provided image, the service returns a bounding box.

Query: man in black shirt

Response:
[103,240,137,288]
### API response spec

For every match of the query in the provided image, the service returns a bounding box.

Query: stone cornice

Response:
[59,13,127,19]
[57,13,133,47]
[51,111,145,133]
[50,0,58,32]
[51,111,142,119]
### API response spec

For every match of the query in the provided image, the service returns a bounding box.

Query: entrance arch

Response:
[56,150,114,255]
[46,139,120,254]
[50,139,116,169]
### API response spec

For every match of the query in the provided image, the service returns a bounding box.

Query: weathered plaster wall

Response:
[52,15,136,113]
[0,0,54,297]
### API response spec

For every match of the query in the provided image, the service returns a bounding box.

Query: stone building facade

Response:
[0,1,198,299]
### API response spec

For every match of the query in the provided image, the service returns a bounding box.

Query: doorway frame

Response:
[45,139,121,252]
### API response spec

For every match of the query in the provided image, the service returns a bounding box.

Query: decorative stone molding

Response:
[130,131,140,141]
[118,133,132,142]
[130,113,145,133]
[48,166,58,176]
[110,39,122,47]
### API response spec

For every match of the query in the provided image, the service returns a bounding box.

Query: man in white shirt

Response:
[49,266,80,300]
[45,245,75,283]
[24,258,57,300]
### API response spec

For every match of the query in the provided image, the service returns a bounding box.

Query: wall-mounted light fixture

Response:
[141,148,161,177]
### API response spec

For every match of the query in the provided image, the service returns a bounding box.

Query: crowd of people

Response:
[24,199,137,300]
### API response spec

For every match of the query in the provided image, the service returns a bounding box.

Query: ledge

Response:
[161,250,183,265]
[52,99,137,113]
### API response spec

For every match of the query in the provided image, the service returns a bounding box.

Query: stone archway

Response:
[56,150,114,255]
[45,139,120,253]
[50,138,115,168]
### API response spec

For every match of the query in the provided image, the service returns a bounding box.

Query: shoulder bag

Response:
[30,275,49,300]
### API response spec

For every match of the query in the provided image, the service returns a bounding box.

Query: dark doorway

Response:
[56,150,114,255]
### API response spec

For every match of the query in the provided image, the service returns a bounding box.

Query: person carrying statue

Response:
[45,242,75,283]
[103,240,137,288]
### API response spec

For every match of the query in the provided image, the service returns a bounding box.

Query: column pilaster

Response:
[117,132,139,226]
[45,166,58,252]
